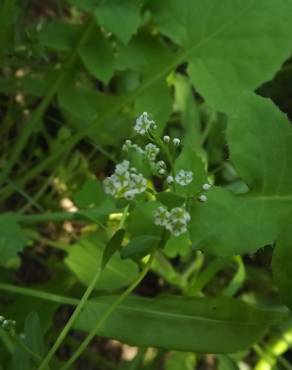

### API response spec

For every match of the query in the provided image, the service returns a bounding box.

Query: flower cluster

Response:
[122,139,144,154]
[155,160,167,176]
[134,112,156,135]
[103,160,147,200]
[175,169,193,186]
[145,143,160,161]
[154,206,190,236]
[0,315,16,336]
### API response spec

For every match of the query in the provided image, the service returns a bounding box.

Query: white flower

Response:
[163,135,170,143]
[158,168,167,176]
[156,160,166,169]
[202,183,211,191]
[122,139,132,151]
[166,220,187,237]
[154,206,170,227]
[124,189,138,200]
[103,177,116,196]
[175,170,193,186]
[131,173,147,193]
[198,194,207,202]
[145,143,160,161]
[173,138,180,146]
[166,175,174,184]
[169,207,191,223]
[115,160,130,175]
[103,161,147,200]
[134,112,155,135]
[166,207,190,236]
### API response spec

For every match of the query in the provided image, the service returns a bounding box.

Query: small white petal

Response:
[173,138,180,146]
[198,195,207,202]
[166,175,174,184]
[202,183,211,191]
[163,135,170,143]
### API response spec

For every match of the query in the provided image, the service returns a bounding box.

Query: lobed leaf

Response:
[152,0,292,110]
[189,93,292,255]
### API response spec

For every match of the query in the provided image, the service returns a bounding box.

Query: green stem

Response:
[254,318,292,370]
[60,249,156,370]
[37,262,103,369]
[254,343,292,370]
[0,18,95,188]
[187,257,231,296]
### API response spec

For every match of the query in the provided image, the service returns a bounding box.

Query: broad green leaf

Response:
[116,33,175,78]
[128,201,162,238]
[134,77,172,134]
[189,93,292,256]
[117,34,173,131]
[95,0,142,44]
[73,179,105,208]
[76,295,280,353]
[0,214,28,266]
[272,217,292,310]
[79,24,115,83]
[156,192,185,209]
[58,84,132,145]
[152,0,292,110]
[39,21,81,51]
[121,235,159,259]
[65,234,138,290]
[164,232,191,258]
[79,199,116,223]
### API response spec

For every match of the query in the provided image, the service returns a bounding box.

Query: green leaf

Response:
[102,229,125,269]
[156,192,185,209]
[152,0,292,110]
[95,0,142,44]
[0,214,28,265]
[79,24,115,83]
[68,0,100,11]
[272,217,292,310]
[58,83,132,146]
[78,198,116,223]
[76,295,280,353]
[174,74,203,155]
[117,33,173,132]
[164,233,191,258]
[65,234,138,291]
[73,179,105,208]
[39,21,81,51]
[121,235,159,260]
[189,93,292,256]
[134,77,172,134]
[24,312,45,357]
[128,201,162,238]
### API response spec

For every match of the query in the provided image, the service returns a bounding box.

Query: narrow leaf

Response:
[76,295,280,353]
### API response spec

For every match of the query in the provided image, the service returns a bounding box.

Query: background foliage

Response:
[1,0,292,369]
